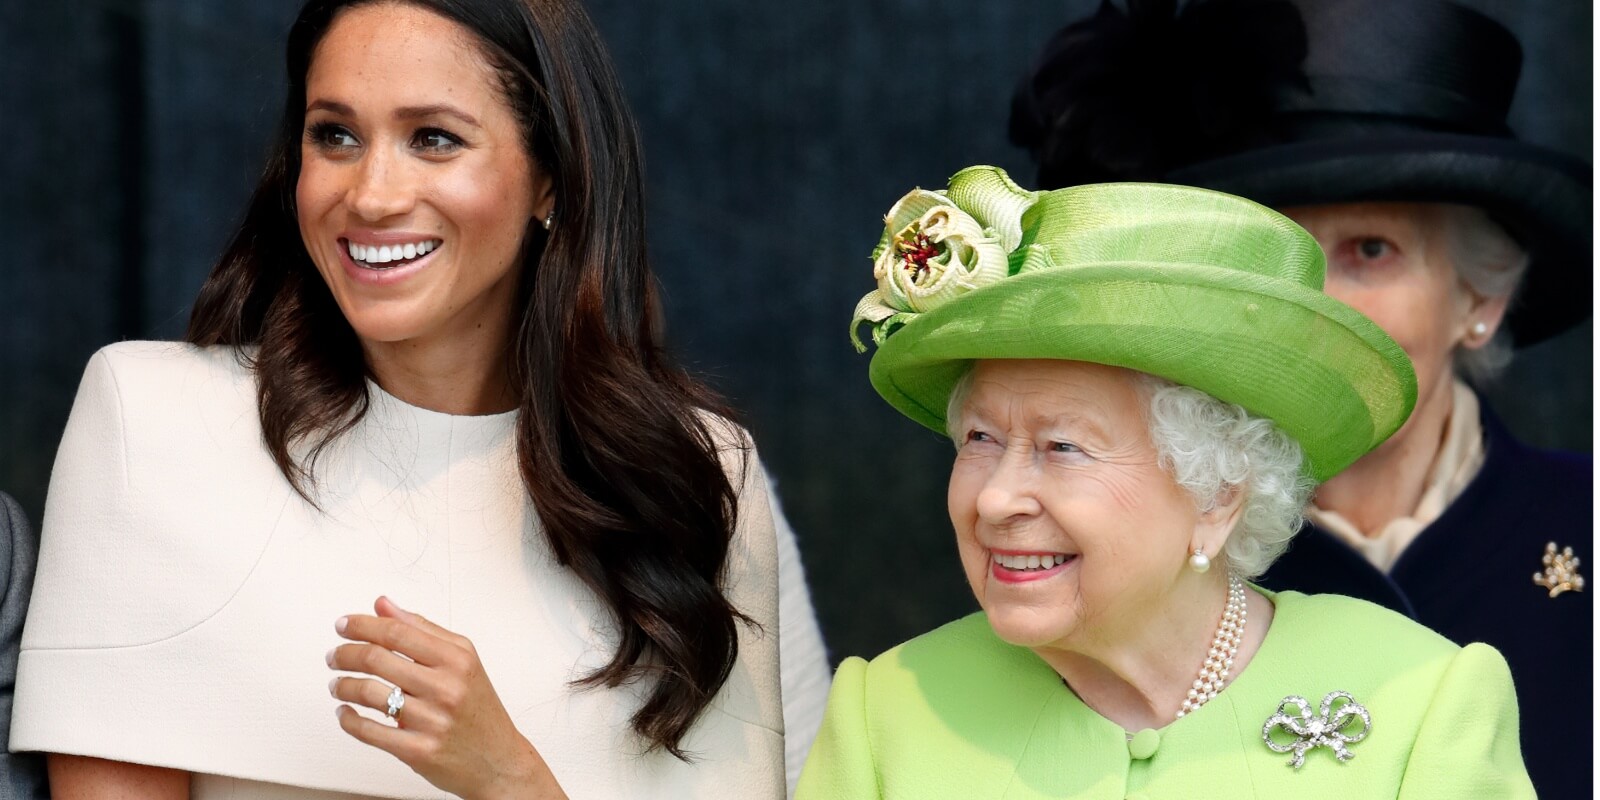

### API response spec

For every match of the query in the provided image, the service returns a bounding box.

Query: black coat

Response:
[1259,401,1592,799]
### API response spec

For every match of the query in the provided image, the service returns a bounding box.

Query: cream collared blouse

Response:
[1306,381,1486,572]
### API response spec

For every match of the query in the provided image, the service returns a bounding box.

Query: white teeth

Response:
[348,239,442,265]
[992,553,1070,571]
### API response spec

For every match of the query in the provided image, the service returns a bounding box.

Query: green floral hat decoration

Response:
[850,166,1417,482]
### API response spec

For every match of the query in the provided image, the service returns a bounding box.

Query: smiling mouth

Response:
[992,552,1073,572]
[345,239,442,270]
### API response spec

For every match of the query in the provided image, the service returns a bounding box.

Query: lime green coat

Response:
[797,592,1533,799]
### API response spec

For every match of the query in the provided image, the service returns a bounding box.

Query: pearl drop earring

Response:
[1189,547,1211,574]
[542,210,556,230]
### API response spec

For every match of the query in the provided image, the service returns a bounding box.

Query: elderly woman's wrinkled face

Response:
[296,3,549,350]
[948,360,1205,650]
[1282,203,1481,428]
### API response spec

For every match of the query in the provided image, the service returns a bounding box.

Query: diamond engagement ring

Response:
[385,685,406,720]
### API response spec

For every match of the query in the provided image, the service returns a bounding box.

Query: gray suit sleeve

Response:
[0,493,47,799]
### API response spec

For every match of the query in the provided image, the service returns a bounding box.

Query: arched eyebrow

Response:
[395,103,481,128]
[305,99,481,128]
[305,99,353,117]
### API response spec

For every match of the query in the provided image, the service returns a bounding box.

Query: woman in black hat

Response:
[1009,0,1591,796]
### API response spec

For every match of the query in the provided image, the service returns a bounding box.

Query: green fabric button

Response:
[1128,728,1160,760]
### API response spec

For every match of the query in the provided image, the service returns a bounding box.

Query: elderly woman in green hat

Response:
[796,167,1533,798]
[1007,4,1592,795]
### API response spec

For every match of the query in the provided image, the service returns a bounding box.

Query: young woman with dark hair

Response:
[13,1,827,797]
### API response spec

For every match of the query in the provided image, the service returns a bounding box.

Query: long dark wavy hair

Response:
[186,0,747,758]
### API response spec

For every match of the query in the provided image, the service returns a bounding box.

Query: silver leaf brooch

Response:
[1262,691,1371,769]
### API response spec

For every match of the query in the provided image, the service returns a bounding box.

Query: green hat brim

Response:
[869,262,1417,482]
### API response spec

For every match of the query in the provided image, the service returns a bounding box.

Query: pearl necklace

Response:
[1177,573,1246,719]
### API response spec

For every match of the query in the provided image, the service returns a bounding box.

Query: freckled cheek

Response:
[431,170,533,264]
[294,168,346,281]
[294,157,346,215]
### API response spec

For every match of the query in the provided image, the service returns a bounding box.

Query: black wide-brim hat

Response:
[1011,0,1592,346]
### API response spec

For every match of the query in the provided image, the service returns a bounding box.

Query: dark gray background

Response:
[1,0,1590,664]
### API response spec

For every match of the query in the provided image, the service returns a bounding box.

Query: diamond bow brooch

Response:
[1262,691,1371,769]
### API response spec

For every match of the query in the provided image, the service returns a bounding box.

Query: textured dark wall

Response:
[1,0,1590,665]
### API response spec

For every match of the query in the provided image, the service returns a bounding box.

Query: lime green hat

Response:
[849,166,1417,482]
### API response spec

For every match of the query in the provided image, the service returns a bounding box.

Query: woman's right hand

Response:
[328,597,567,800]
